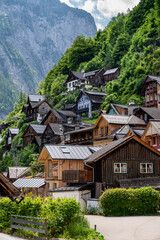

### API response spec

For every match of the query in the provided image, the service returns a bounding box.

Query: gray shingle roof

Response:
[84,69,102,77]
[13,178,46,188]
[28,94,45,102]
[56,110,77,118]
[102,114,146,125]
[9,128,19,135]
[139,107,160,119]
[49,123,64,135]
[30,124,46,134]
[85,137,132,163]
[44,145,100,160]
[148,75,160,84]
[103,67,119,75]
[65,126,93,135]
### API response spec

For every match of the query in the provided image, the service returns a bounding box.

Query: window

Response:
[50,117,53,123]
[144,114,147,122]
[95,129,98,136]
[48,162,52,178]
[140,163,153,173]
[114,163,127,173]
[101,127,104,136]
[158,94,160,101]
[152,136,157,146]
[105,126,108,135]
[60,147,70,154]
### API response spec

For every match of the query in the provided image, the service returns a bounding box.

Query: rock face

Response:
[0,0,97,117]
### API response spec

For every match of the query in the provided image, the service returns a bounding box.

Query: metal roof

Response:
[13,178,46,188]
[45,145,96,160]
[28,94,45,102]
[103,67,119,75]
[8,167,29,179]
[30,124,46,134]
[9,128,19,135]
[102,114,146,125]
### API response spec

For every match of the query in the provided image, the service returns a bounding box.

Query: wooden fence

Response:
[11,215,47,235]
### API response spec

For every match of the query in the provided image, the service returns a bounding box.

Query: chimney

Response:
[129,100,135,106]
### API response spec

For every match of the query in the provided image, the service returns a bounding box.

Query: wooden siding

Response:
[43,112,62,125]
[23,126,38,146]
[94,139,160,188]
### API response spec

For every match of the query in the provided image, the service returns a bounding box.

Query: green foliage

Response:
[0,197,104,239]
[100,187,160,216]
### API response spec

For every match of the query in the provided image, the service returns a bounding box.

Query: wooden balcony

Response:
[62,170,93,183]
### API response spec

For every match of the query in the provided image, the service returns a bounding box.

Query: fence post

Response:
[45,219,47,236]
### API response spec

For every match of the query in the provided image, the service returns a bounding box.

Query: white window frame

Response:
[152,136,157,146]
[114,163,127,173]
[140,163,153,174]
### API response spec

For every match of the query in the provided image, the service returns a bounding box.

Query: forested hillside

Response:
[40,0,160,110]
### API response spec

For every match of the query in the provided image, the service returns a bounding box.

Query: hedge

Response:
[99,187,160,216]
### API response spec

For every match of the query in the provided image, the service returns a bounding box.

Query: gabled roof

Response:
[84,69,104,77]
[9,128,19,135]
[77,91,106,104]
[41,109,76,124]
[28,94,45,103]
[48,123,64,135]
[103,67,119,76]
[85,135,160,163]
[13,178,46,188]
[33,99,51,109]
[64,71,87,84]
[142,119,160,138]
[106,103,138,115]
[0,172,20,196]
[136,107,160,119]
[56,110,77,118]
[96,114,146,126]
[30,124,46,134]
[43,145,102,160]
[146,75,160,84]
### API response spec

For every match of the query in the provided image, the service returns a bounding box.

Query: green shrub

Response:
[99,187,160,216]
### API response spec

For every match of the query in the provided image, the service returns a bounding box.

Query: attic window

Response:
[60,147,70,154]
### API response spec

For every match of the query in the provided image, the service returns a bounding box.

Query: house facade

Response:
[41,123,64,145]
[143,75,160,108]
[23,124,46,146]
[5,128,19,151]
[85,136,160,198]
[77,91,106,118]
[103,67,120,84]
[135,107,160,123]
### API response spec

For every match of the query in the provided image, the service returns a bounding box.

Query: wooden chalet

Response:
[41,109,77,131]
[13,178,47,197]
[41,123,65,145]
[23,124,46,147]
[143,75,160,108]
[0,172,20,197]
[85,135,160,198]
[103,67,120,84]
[135,107,160,123]
[5,128,19,151]
[76,91,107,118]
[37,145,101,191]
[64,69,105,93]
[141,120,160,151]
[93,114,146,146]
[106,102,138,116]
[64,126,93,145]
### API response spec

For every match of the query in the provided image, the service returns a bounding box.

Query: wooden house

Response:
[5,128,19,151]
[41,109,77,126]
[143,75,160,108]
[64,126,93,145]
[135,107,160,124]
[41,123,65,145]
[0,172,20,198]
[64,69,105,93]
[106,102,138,116]
[85,135,160,198]
[37,145,101,191]
[141,120,160,151]
[23,124,46,146]
[93,114,146,146]
[76,91,107,118]
[103,67,120,84]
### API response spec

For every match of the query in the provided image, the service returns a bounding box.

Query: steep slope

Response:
[0,0,97,117]
[42,0,160,110]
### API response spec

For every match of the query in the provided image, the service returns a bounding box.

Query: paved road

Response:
[86,215,160,240]
[0,233,26,240]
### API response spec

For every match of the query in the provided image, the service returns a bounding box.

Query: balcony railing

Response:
[62,170,93,183]
[145,100,157,107]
